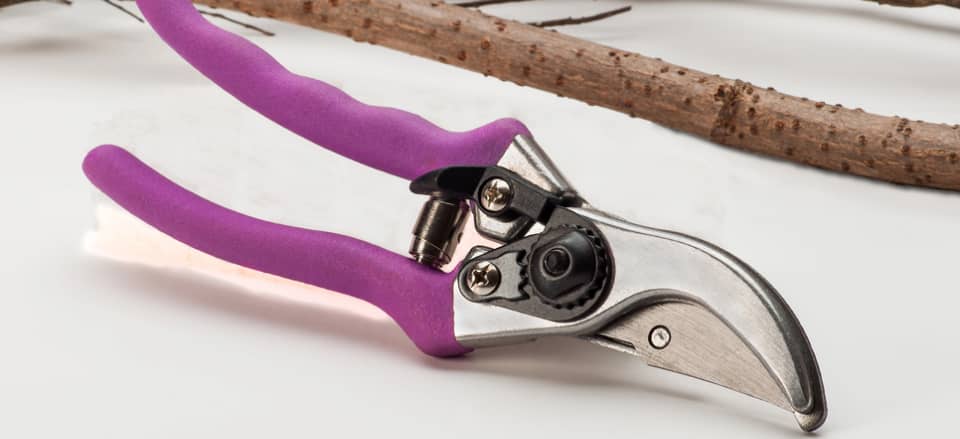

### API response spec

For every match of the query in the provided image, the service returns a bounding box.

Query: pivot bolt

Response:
[466,261,501,296]
[541,247,572,277]
[649,326,671,349]
[480,178,512,213]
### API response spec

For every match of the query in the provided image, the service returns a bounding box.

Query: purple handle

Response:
[84,145,469,357]
[135,0,529,180]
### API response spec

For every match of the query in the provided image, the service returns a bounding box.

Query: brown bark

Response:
[195,0,960,190]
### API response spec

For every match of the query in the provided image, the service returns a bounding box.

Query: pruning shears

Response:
[83,0,826,431]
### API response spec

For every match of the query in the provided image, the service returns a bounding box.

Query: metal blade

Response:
[575,208,827,431]
[590,302,792,410]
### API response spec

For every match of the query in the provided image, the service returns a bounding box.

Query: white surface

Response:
[1,1,959,437]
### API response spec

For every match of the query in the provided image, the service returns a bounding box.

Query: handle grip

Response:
[135,0,529,180]
[83,145,469,357]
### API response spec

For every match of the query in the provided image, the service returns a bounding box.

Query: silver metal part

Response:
[594,303,793,410]
[409,197,468,268]
[473,135,576,242]
[479,178,513,213]
[453,207,826,431]
[465,261,501,296]
[496,135,575,195]
[459,248,528,302]
[451,134,826,430]
[647,325,671,349]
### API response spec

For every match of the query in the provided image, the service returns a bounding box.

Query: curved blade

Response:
[577,208,826,431]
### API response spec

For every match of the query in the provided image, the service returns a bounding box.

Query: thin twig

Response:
[112,0,273,35]
[454,0,532,7]
[867,0,960,8]
[529,5,632,27]
[0,0,70,7]
[102,0,143,22]
[198,10,274,36]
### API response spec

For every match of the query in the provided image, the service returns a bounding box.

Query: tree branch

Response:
[865,0,960,8]
[102,0,143,22]
[0,0,69,8]
[198,10,274,36]
[529,6,631,27]
[181,0,956,190]
[5,1,956,190]
[455,0,532,7]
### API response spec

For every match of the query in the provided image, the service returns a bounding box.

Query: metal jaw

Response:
[448,135,827,431]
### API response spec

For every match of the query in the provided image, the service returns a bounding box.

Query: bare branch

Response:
[454,0,533,7]
[865,0,960,8]
[8,0,958,190]
[198,10,274,36]
[0,0,70,8]
[529,5,632,27]
[194,0,960,191]
[110,0,274,35]
[102,0,143,22]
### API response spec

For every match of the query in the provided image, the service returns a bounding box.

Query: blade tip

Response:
[794,408,827,432]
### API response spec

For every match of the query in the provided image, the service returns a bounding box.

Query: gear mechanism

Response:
[523,225,610,310]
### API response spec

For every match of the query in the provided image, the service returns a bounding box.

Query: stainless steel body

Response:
[450,135,827,431]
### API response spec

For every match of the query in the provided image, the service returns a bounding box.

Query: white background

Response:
[2,0,959,437]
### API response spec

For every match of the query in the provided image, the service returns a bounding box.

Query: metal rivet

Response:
[542,247,571,277]
[466,261,501,296]
[480,178,512,212]
[649,326,671,349]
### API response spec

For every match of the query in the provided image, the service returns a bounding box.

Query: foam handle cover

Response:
[136,0,530,180]
[83,145,471,357]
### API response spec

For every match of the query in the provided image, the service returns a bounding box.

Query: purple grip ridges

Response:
[84,145,469,357]
[135,0,530,180]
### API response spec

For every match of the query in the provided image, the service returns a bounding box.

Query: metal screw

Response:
[648,326,671,349]
[466,261,501,296]
[480,178,512,212]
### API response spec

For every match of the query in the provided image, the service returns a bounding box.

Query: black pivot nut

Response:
[529,229,606,307]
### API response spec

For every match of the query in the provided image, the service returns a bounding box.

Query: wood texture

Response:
[195,0,960,190]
